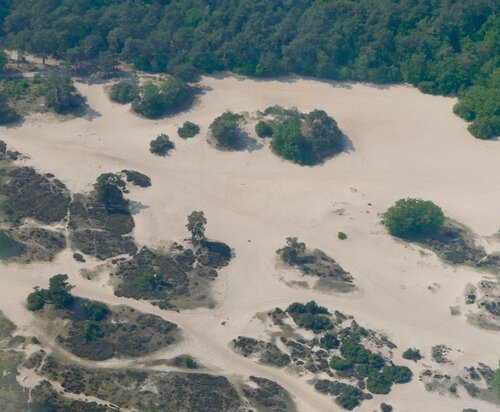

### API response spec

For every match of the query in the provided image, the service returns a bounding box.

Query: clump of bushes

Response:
[178,121,200,138]
[43,75,85,114]
[320,333,340,350]
[402,347,422,361]
[209,111,245,149]
[132,77,189,119]
[383,198,445,238]
[173,355,198,369]
[120,169,151,187]
[27,274,74,311]
[109,79,139,104]
[381,403,393,412]
[286,301,332,332]
[269,107,344,165]
[336,385,364,410]
[150,133,174,156]
[255,120,273,137]
[330,356,353,371]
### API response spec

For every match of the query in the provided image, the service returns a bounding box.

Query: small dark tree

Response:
[0,93,20,125]
[276,237,306,264]
[0,50,7,71]
[27,287,46,311]
[255,120,273,137]
[177,121,200,138]
[383,198,445,238]
[402,347,422,361]
[43,75,85,114]
[209,111,244,149]
[150,134,174,156]
[186,211,207,244]
[48,274,74,309]
[381,403,393,412]
[94,173,128,214]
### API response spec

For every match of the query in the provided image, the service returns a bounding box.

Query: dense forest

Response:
[0,0,498,138]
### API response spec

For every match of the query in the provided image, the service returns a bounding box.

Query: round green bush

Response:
[255,120,273,137]
[178,121,200,138]
[337,231,347,240]
[383,198,445,238]
[330,356,353,371]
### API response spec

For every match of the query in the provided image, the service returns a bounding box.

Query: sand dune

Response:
[1,74,499,411]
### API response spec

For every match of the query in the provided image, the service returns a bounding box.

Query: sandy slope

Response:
[0,73,499,411]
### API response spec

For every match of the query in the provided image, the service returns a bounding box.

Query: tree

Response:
[0,49,7,71]
[383,198,445,238]
[177,121,200,138]
[94,173,128,214]
[186,211,207,244]
[27,287,46,311]
[81,320,103,342]
[149,134,174,156]
[0,93,20,125]
[44,75,85,114]
[255,120,273,137]
[402,348,422,361]
[366,372,392,394]
[84,301,109,321]
[47,274,74,309]
[330,356,353,371]
[276,237,306,264]
[209,111,244,149]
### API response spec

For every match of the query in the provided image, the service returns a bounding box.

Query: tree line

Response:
[0,0,498,138]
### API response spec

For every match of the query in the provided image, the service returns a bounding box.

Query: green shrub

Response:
[27,288,46,311]
[402,347,422,361]
[209,111,244,149]
[382,364,413,384]
[30,336,40,344]
[320,333,340,349]
[177,121,200,138]
[366,372,392,394]
[337,231,347,240]
[383,198,445,238]
[340,338,371,364]
[48,274,74,309]
[0,50,7,72]
[381,403,393,412]
[43,75,85,114]
[276,237,305,264]
[255,120,273,137]
[109,80,139,104]
[0,93,20,125]
[355,363,380,378]
[174,355,198,369]
[94,173,128,214]
[150,133,174,156]
[330,356,353,371]
[336,385,364,410]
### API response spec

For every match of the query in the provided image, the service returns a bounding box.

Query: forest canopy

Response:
[0,0,498,138]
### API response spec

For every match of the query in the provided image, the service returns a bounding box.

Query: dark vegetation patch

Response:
[37,355,246,412]
[0,166,70,224]
[109,78,139,104]
[242,376,297,412]
[71,229,137,260]
[233,301,411,410]
[121,169,151,187]
[277,237,355,292]
[30,381,111,412]
[402,348,422,362]
[264,106,345,165]
[0,229,25,259]
[232,336,291,367]
[113,240,231,309]
[420,363,500,406]
[5,227,65,262]
[27,275,178,360]
[178,121,200,138]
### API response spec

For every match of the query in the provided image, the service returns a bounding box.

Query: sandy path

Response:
[0,74,499,411]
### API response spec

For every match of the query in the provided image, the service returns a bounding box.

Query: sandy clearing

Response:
[0,73,499,411]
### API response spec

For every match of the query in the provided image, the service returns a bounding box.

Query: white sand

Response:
[1,73,499,411]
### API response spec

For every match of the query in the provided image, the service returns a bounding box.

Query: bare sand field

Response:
[0,73,499,411]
